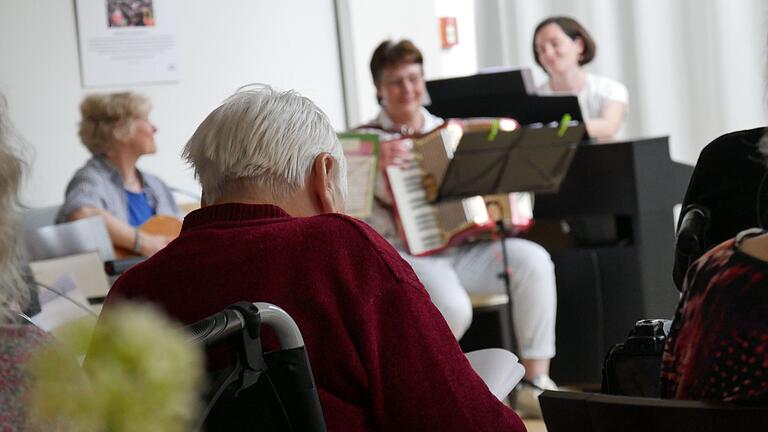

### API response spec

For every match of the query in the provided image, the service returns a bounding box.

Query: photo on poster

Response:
[107,0,156,27]
[76,0,179,87]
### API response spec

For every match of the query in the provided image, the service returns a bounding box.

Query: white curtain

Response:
[475,0,768,164]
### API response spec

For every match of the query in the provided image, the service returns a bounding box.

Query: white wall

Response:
[0,0,345,207]
[474,0,768,165]
[433,0,479,82]
[336,0,478,127]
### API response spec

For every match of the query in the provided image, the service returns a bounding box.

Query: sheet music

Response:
[415,121,463,188]
[29,251,111,299]
[338,133,379,219]
[30,273,94,332]
[25,216,115,261]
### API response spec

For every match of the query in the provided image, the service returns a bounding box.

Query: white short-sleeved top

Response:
[537,73,628,121]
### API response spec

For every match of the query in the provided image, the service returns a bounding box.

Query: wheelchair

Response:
[187,301,326,432]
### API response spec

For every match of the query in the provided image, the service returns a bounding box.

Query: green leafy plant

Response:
[27,302,204,432]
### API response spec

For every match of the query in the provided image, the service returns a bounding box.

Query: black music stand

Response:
[437,125,585,201]
[434,122,585,354]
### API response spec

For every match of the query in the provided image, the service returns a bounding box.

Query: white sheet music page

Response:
[29,251,111,299]
[30,273,93,332]
[339,134,379,219]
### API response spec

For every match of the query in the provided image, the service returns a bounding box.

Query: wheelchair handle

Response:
[188,302,304,350]
[254,302,304,350]
[188,309,244,347]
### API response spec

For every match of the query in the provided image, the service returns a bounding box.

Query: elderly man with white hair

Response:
[104,85,526,432]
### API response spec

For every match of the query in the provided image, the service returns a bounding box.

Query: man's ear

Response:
[310,153,338,214]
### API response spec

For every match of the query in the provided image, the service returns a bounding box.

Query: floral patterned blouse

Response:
[660,229,768,402]
[0,324,49,431]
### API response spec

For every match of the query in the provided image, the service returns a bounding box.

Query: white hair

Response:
[79,92,152,155]
[183,84,347,205]
[0,96,27,322]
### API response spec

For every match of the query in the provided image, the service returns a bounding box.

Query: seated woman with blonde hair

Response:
[56,92,181,257]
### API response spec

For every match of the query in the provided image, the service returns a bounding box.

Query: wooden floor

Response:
[522,418,547,432]
[514,386,591,431]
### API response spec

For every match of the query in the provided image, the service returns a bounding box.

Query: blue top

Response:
[125,190,156,227]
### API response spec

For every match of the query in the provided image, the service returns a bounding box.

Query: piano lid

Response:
[426,69,589,139]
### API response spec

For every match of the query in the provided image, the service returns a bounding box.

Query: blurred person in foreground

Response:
[0,95,49,430]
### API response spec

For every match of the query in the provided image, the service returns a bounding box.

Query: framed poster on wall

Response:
[75,0,180,87]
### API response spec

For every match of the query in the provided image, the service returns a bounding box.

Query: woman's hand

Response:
[69,207,172,257]
[379,138,415,168]
[139,233,172,257]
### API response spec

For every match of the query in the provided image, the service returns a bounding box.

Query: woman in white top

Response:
[533,16,628,139]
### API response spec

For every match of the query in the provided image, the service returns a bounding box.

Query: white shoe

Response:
[514,374,558,419]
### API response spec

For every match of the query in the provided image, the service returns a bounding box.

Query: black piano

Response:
[427,71,694,385]
[530,137,692,384]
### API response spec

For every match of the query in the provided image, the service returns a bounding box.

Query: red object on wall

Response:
[440,17,459,49]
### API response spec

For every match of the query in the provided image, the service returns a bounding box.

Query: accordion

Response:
[385,119,534,256]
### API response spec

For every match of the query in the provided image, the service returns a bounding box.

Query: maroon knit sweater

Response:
[105,203,525,431]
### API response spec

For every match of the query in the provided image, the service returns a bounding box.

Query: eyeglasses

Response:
[382,73,424,89]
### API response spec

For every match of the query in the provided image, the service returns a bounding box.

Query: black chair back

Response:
[673,127,768,290]
[188,302,326,432]
[672,205,710,289]
[541,391,768,432]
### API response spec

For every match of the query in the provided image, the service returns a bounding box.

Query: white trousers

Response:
[401,238,557,359]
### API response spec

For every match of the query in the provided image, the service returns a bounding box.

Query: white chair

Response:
[24,216,115,262]
[21,205,61,232]
[465,348,526,400]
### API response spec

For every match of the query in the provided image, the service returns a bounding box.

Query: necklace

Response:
[398,124,416,136]
[124,175,143,192]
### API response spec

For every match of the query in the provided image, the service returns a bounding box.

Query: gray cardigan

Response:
[56,155,180,224]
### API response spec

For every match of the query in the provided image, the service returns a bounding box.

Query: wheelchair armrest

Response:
[676,206,710,257]
[104,256,146,276]
[673,205,710,290]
